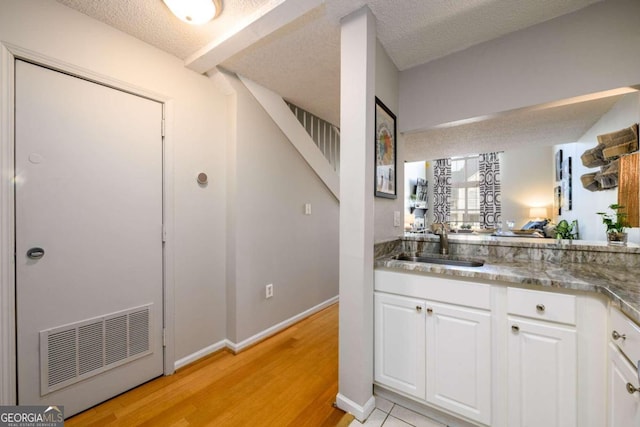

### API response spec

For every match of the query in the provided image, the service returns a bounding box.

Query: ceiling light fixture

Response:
[163,0,222,25]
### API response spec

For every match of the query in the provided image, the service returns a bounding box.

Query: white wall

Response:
[555,92,640,242]
[502,146,554,228]
[0,0,227,364]
[374,40,403,242]
[399,0,640,132]
[223,74,339,343]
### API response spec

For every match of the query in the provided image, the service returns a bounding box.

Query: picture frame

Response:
[554,185,562,216]
[562,156,572,211]
[555,149,563,181]
[375,97,397,198]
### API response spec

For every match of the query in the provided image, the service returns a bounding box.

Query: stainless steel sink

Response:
[393,254,484,267]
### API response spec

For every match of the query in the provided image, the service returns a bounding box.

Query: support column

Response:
[336,6,376,422]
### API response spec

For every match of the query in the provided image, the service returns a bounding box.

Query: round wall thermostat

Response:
[197,172,208,185]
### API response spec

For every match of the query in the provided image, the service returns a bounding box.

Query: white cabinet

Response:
[374,293,426,399]
[507,287,577,427]
[426,301,491,425]
[374,270,608,427]
[608,343,640,427]
[608,307,640,427]
[374,271,492,425]
[507,316,577,427]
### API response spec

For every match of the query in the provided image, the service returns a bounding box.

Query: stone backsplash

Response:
[375,234,640,267]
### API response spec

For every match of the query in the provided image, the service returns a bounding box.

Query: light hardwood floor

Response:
[66,303,352,426]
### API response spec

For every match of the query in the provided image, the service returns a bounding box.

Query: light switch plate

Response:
[305,203,312,215]
[394,211,401,227]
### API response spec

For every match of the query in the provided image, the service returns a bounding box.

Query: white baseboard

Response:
[336,393,376,422]
[174,339,228,371]
[228,295,339,353]
[174,296,339,371]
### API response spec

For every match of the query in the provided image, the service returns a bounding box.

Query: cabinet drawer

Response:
[611,307,640,364]
[507,287,576,325]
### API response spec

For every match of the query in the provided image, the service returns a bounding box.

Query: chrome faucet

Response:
[438,223,449,255]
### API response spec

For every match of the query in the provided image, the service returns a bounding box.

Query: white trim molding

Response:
[0,43,17,406]
[174,339,228,371]
[336,393,376,422]
[161,100,177,376]
[174,296,339,371]
[229,296,339,353]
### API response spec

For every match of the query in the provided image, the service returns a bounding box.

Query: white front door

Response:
[15,60,164,417]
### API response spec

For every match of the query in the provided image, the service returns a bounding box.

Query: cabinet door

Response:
[425,301,492,425]
[608,343,640,427]
[374,293,426,399]
[508,316,577,427]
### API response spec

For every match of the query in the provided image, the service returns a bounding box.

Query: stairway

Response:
[239,75,340,200]
[286,101,340,174]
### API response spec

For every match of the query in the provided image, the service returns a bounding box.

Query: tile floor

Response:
[348,397,447,427]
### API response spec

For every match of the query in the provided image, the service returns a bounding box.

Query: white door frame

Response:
[0,42,176,405]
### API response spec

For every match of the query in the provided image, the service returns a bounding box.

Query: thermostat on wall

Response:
[197,172,208,185]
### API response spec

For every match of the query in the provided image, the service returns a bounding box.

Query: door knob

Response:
[626,382,640,394]
[612,330,626,341]
[26,247,45,260]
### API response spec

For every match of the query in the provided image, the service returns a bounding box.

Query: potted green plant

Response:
[596,203,628,245]
[554,219,579,240]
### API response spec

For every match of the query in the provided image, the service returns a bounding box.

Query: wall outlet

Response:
[304,203,312,215]
[265,283,274,299]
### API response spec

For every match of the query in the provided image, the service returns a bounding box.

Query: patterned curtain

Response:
[479,152,502,228]
[433,158,451,223]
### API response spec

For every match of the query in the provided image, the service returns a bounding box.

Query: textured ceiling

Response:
[55,0,274,60]
[55,0,602,126]
[403,94,626,162]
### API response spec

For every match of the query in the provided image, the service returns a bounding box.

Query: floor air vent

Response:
[40,304,153,395]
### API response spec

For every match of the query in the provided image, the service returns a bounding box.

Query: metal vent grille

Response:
[105,316,128,365]
[78,322,103,375]
[47,330,77,388]
[129,309,149,356]
[40,304,153,396]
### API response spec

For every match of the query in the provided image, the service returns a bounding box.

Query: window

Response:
[450,155,480,228]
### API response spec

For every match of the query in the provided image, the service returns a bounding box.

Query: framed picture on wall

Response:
[375,97,397,199]
[555,149,563,181]
[562,156,572,211]
[554,185,562,216]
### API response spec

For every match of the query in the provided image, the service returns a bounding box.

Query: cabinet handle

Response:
[426,308,433,314]
[416,306,422,312]
[536,304,545,313]
[612,330,626,341]
[626,383,640,394]
[511,325,520,333]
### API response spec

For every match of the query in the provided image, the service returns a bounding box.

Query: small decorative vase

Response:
[607,231,628,246]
